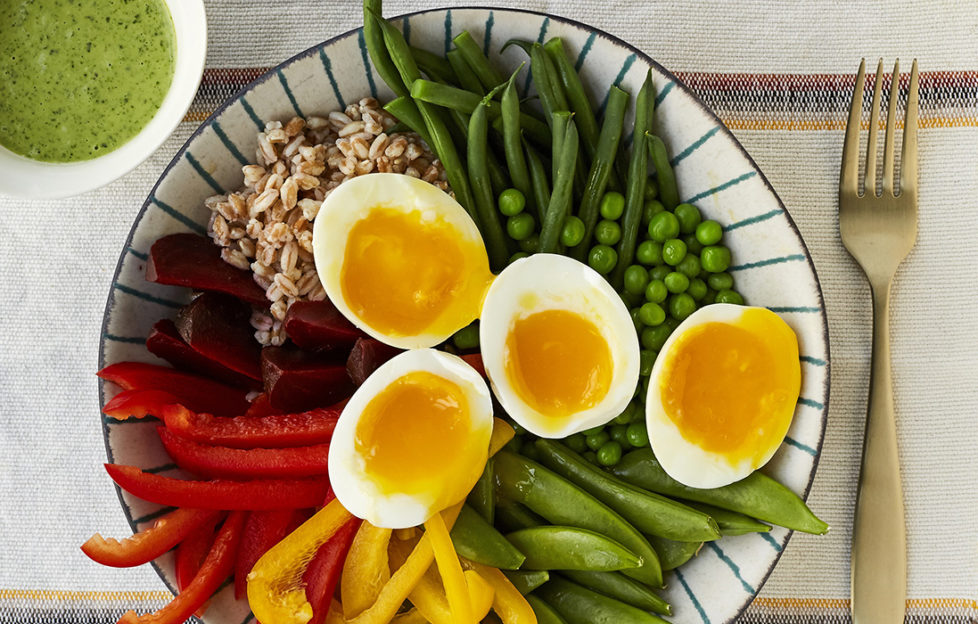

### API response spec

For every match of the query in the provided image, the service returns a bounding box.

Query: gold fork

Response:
[841,58,919,623]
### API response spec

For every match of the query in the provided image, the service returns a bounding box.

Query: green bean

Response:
[526,595,569,624]
[452,30,503,91]
[504,570,551,596]
[611,449,830,534]
[450,504,526,569]
[550,111,571,181]
[647,133,679,210]
[647,535,702,571]
[500,72,535,217]
[494,451,663,587]
[495,500,545,532]
[684,501,773,536]
[537,577,670,624]
[469,92,513,270]
[373,13,476,215]
[382,97,432,145]
[611,70,656,288]
[523,139,551,223]
[529,42,569,124]
[505,526,641,572]
[570,85,629,261]
[410,45,456,84]
[468,457,495,524]
[363,0,408,97]
[446,48,485,96]
[561,571,671,616]
[534,440,720,542]
[491,114,551,150]
[539,120,579,254]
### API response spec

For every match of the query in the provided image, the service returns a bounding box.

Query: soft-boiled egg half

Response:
[480,254,640,439]
[328,349,494,528]
[313,173,493,349]
[646,304,801,488]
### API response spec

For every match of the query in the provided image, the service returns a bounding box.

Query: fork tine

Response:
[881,60,900,195]
[864,59,885,196]
[900,59,919,195]
[841,59,866,196]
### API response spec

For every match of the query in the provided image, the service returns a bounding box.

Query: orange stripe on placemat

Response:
[0,589,172,602]
[752,597,978,610]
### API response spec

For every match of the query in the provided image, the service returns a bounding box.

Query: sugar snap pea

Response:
[685,501,772,536]
[527,595,569,624]
[494,451,663,587]
[468,457,495,524]
[537,577,670,624]
[452,30,504,91]
[538,120,579,254]
[469,92,513,270]
[560,570,671,616]
[506,526,641,572]
[500,73,535,217]
[647,133,679,210]
[495,500,545,532]
[534,440,720,542]
[362,0,408,97]
[503,570,550,595]
[450,504,526,569]
[647,535,702,571]
[611,449,829,534]
[446,48,485,95]
[523,139,551,223]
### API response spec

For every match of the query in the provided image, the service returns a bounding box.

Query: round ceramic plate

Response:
[99,8,830,624]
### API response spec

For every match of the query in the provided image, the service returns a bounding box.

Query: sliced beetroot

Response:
[175,293,262,383]
[283,300,364,351]
[346,338,403,386]
[146,233,268,307]
[146,319,257,389]
[261,347,354,414]
[97,362,250,417]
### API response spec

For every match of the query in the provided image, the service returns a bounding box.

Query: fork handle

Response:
[851,282,907,623]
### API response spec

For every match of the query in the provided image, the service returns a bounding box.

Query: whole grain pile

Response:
[204,97,448,345]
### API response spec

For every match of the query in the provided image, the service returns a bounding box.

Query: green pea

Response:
[638,302,666,326]
[588,245,618,275]
[623,265,649,296]
[703,288,717,304]
[664,271,690,293]
[520,234,540,253]
[507,213,536,241]
[695,219,723,246]
[648,211,680,242]
[597,441,624,466]
[715,289,745,305]
[641,325,671,351]
[677,253,701,278]
[644,177,659,200]
[701,245,732,273]
[669,293,697,320]
[708,271,734,291]
[498,188,526,216]
[626,422,650,447]
[674,203,702,234]
[683,233,704,255]
[642,199,665,226]
[452,322,480,349]
[640,375,652,399]
[586,430,611,451]
[582,425,605,436]
[565,433,588,453]
[595,220,622,245]
[688,278,708,301]
[583,451,599,465]
[644,278,668,303]
[509,251,530,263]
[599,191,626,220]
[662,238,687,266]
[561,216,586,247]
[665,317,680,332]
[635,241,663,266]
[609,424,629,445]
[639,349,656,376]
[648,265,670,281]
[629,307,643,331]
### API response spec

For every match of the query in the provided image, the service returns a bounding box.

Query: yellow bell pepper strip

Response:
[341,522,393,618]
[246,499,353,624]
[424,512,472,623]
[465,569,496,621]
[395,527,418,541]
[391,609,430,624]
[462,559,538,624]
[489,418,515,455]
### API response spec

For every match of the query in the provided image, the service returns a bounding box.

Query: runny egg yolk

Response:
[354,371,483,509]
[504,309,613,419]
[340,206,492,338]
[658,308,800,466]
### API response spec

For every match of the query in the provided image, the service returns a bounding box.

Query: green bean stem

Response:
[570,85,629,260]
[446,48,485,95]
[362,0,408,97]
[501,73,535,216]
[647,133,679,210]
[382,97,433,146]
[536,577,670,624]
[452,30,504,90]
[538,120,579,254]
[468,93,512,270]
[611,70,656,288]
[523,138,551,223]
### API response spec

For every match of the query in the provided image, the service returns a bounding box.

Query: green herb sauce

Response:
[0,0,176,162]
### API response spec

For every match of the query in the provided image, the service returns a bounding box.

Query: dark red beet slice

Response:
[283,300,364,351]
[146,233,268,307]
[346,338,403,386]
[175,293,262,383]
[97,362,250,417]
[146,319,257,389]
[261,347,354,413]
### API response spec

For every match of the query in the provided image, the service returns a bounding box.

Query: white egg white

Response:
[311,173,487,349]
[479,254,640,439]
[328,348,494,529]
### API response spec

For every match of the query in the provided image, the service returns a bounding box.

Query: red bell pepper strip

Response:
[117,511,246,624]
[157,428,330,479]
[175,512,224,591]
[98,362,250,417]
[234,509,304,599]
[244,393,279,418]
[460,353,487,379]
[304,516,362,624]
[105,464,330,510]
[80,508,219,568]
[161,404,339,449]
[102,389,181,421]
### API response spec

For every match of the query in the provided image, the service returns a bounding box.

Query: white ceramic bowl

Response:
[0,0,207,199]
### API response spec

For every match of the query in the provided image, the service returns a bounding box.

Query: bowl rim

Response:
[0,0,208,200]
[98,7,830,620]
